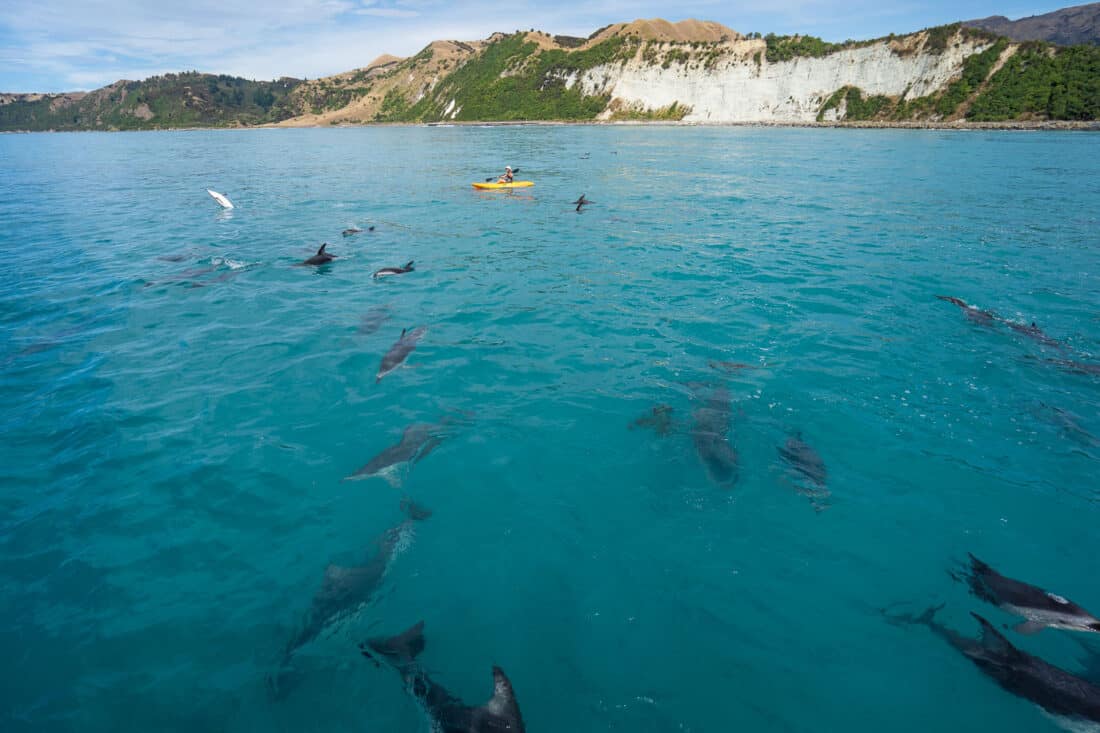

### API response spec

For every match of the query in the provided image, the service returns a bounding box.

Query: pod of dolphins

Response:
[193,189,1100,731]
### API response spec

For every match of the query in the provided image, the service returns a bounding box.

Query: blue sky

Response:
[0,1,1083,92]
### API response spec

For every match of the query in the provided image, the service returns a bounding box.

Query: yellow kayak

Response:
[472,181,534,190]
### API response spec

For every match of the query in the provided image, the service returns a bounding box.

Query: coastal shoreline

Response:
[4,119,1100,134]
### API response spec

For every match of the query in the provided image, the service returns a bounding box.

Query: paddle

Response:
[484,168,520,182]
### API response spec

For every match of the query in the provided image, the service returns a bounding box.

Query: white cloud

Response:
[0,0,1082,92]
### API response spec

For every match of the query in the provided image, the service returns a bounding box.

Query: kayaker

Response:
[497,166,514,184]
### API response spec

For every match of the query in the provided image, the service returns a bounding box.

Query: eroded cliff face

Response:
[567,35,993,122]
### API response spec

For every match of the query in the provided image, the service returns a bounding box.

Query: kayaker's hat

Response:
[506,166,512,171]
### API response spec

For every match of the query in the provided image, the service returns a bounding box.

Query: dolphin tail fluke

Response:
[915,603,946,627]
[483,666,524,726]
[404,261,414,270]
[364,621,426,665]
[881,602,945,629]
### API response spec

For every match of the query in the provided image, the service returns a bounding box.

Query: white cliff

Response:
[568,35,993,123]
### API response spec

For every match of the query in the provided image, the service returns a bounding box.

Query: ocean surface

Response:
[1,125,1099,732]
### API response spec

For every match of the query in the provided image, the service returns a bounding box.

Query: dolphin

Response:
[778,431,830,510]
[144,263,218,288]
[207,189,234,209]
[892,606,1100,727]
[956,554,1100,635]
[343,226,374,236]
[299,243,336,266]
[778,432,827,487]
[691,385,738,489]
[936,295,998,326]
[572,194,591,212]
[344,422,445,484]
[1050,359,1100,377]
[707,360,762,373]
[270,502,432,696]
[377,326,426,382]
[630,404,674,436]
[358,304,391,336]
[360,621,526,733]
[373,261,415,279]
[1033,403,1100,450]
[1004,320,1066,351]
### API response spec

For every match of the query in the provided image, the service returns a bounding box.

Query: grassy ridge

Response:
[399,33,637,122]
[0,73,301,131]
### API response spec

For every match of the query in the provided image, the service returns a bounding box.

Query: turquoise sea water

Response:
[1,126,1099,732]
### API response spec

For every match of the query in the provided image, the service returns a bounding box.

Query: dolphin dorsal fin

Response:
[483,666,524,726]
[317,243,327,255]
[970,613,1025,660]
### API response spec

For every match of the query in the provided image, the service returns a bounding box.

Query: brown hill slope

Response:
[589,18,739,44]
[275,39,487,126]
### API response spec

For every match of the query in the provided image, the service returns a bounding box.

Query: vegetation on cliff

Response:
[398,32,638,122]
[0,73,301,131]
[968,42,1100,120]
[817,36,1099,123]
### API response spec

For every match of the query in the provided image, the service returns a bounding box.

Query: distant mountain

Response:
[964,2,1100,45]
[0,72,301,132]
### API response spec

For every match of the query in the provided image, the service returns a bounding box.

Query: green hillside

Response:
[0,73,302,131]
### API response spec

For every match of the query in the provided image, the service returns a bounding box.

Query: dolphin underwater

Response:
[344,422,445,484]
[778,431,830,509]
[373,261,415,279]
[778,432,827,487]
[1033,403,1100,450]
[707,360,761,373]
[377,326,427,382]
[571,194,591,212]
[955,554,1100,635]
[936,295,998,326]
[358,304,391,335]
[894,606,1100,727]
[691,385,738,489]
[630,404,674,436]
[343,226,374,236]
[206,189,234,209]
[299,243,336,266]
[270,502,432,695]
[361,621,526,733]
[1050,359,1100,377]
